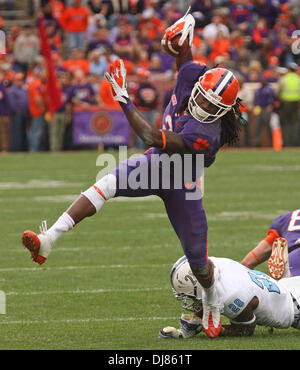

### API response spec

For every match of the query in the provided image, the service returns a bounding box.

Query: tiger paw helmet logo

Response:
[91,112,112,134]
[207,89,222,102]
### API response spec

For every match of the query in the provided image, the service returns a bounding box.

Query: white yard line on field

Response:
[145,211,285,221]
[0,263,172,273]
[9,244,174,252]
[0,316,178,325]
[6,287,169,296]
[0,180,83,190]
[207,211,284,221]
[252,165,300,171]
[0,195,160,203]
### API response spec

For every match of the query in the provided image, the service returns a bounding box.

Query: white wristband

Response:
[230,314,256,325]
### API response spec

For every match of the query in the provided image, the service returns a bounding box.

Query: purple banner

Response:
[73,109,131,146]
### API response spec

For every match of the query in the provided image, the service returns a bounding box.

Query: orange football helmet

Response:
[188,68,240,123]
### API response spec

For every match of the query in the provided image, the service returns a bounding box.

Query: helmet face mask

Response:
[170,256,203,313]
[188,81,232,123]
[188,68,239,124]
[172,289,203,312]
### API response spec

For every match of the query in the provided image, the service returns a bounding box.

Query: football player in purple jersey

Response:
[242,209,300,280]
[21,11,245,338]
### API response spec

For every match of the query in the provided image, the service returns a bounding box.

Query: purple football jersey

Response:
[161,60,209,130]
[269,210,300,251]
[174,115,221,162]
[147,60,222,168]
[109,62,216,269]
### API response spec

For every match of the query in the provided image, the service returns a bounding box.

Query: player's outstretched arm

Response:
[161,8,195,71]
[122,107,189,153]
[105,59,190,154]
[241,240,273,269]
[220,321,256,337]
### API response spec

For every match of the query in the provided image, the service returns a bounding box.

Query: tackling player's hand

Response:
[159,313,202,339]
[159,326,184,339]
[161,7,195,51]
[105,59,129,104]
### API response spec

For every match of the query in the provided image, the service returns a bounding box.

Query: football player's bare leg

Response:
[46,173,117,245]
[190,259,214,289]
[66,195,97,223]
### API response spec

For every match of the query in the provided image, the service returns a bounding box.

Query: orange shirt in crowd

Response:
[49,0,65,20]
[137,59,151,70]
[28,79,46,118]
[138,17,164,40]
[63,58,90,75]
[192,34,202,49]
[193,55,209,65]
[51,33,62,50]
[209,38,231,61]
[60,5,89,32]
[192,34,208,65]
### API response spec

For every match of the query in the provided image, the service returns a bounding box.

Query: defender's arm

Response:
[219,297,258,337]
[241,240,272,269]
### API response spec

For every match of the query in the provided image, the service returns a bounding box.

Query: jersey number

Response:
[248,270,280,294]
[162,114,173,131]
[288,210,300,231]
[228,298,244,314]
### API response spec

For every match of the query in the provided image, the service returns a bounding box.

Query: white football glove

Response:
[161,7,195,48]
[105,59,129,104]
[159,313,202,339]
[201,288,223,338]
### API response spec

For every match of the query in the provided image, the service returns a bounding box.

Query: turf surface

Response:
[0,148,300,350]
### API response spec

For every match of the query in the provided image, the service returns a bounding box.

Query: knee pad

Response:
[94,173,117,200]
[81,174,117,212]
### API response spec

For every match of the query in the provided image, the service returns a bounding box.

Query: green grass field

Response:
[0,148,300,350]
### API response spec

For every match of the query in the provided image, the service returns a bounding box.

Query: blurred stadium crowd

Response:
[0,0,300,152]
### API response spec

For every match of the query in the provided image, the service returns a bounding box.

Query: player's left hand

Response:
[159,326,184,339]
[158,313,202,339]
[105,59,129,104]
[161,7,195,48]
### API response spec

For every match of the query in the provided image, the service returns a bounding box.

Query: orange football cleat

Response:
[21,221,52,265]
[268,237,289,280]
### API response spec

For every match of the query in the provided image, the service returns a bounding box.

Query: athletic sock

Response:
[46,212,75,245]
[203,283,219,305]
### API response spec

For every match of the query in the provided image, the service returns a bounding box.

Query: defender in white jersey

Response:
[159,256,300,338]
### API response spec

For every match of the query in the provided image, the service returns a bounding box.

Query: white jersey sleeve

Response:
[210,257,294,329]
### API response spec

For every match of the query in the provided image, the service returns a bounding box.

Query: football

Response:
[162,34,190,57]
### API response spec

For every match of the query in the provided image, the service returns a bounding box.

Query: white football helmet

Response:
[171,256,220,312]
[170,256,203,312]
